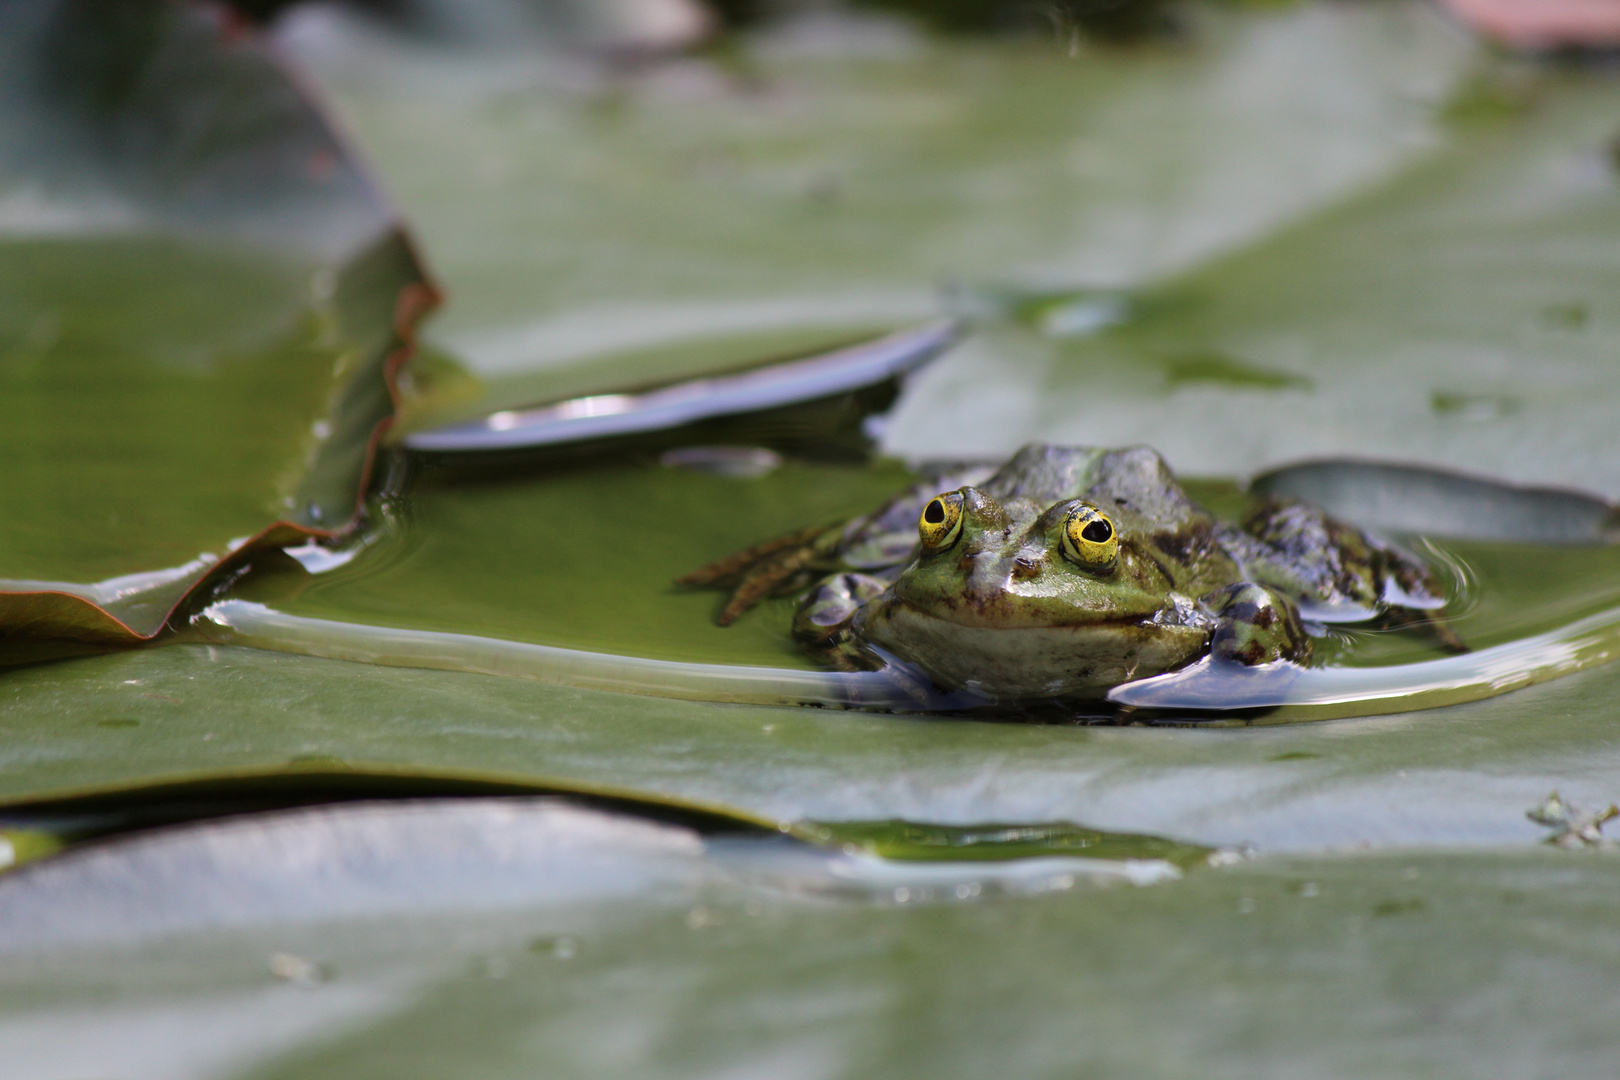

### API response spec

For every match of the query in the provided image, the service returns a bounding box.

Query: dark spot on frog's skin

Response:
[958,554,975,573]
[1228,640,1266,665]
[1150,520,1217,567]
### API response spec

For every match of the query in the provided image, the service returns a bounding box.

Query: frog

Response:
[679,443,1456,704]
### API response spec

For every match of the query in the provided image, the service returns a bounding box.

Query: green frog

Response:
[681,444,1455,703]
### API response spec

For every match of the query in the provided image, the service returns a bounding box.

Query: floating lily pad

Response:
[401,321,958,463]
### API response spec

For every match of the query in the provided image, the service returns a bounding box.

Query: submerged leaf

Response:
[1251,459,1620,544]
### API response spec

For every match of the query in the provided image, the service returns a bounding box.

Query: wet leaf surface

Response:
[801,818,1214,867]
[1251,459,1620,544]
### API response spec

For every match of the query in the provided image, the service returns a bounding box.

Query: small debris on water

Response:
[529,935,579,959]
[1527,791,1619,849]
[269,952,324,985]
[1205,847,1249,868]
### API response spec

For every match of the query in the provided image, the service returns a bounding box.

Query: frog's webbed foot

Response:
[678,524,837,626]
[1201,582,1312,666]
[1378,603,1470,654]
[1377,550,1469,653]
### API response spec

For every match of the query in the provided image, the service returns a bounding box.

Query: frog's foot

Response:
[1201,582,1312,666]
[792,572,889,670]
[677,524,834,626]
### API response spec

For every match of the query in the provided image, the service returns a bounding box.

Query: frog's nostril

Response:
[1012,555,1042,580]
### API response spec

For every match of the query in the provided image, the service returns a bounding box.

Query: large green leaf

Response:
[186,458,1620,718]
[1,798,1617,1078]
[0,0,436,646]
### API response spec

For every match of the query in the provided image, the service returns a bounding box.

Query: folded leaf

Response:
[0,0,437,648]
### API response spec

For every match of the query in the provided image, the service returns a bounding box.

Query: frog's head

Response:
[890,486,1176,626]
[854,487,1206,699]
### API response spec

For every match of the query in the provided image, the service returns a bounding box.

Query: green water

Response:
[276,456,915,668]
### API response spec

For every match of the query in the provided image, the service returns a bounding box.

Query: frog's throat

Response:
[856,597,1208,700]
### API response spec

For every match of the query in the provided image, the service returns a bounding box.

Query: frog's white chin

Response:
[857,599,1207,700]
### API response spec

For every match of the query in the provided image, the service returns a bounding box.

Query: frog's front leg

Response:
[1201,582,1312,666]
[792,572,889,671]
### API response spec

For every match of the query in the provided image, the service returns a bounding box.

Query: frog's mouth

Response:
[871,590,1166,632]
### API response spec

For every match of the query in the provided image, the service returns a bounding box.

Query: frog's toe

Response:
[1203,582,1311,666]
[715,546,825,626]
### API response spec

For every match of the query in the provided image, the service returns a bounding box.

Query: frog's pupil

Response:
[1081,519,1112,543]
[924,500,946,524]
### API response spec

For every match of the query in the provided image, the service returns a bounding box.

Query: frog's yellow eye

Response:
[918,491,965,550]
[1061,504,1119,573]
